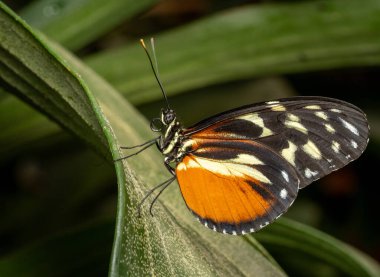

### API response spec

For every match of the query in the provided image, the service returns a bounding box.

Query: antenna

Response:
[140,38,170,109]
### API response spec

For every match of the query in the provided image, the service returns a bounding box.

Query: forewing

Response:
[184,97,369,188]
[176,139,299,235]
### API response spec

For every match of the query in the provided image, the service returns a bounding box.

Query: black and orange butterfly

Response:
[119,38,369,235]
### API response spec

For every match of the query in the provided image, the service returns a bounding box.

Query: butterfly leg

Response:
[114,137,159,162]
[137,176,176,217]
[149,177,176,216]
[164,158,176,175]
[120,136,159,149]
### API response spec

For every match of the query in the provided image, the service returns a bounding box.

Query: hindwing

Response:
[176,139,299,234]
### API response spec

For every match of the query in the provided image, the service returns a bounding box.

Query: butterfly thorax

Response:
[156,108,192,164]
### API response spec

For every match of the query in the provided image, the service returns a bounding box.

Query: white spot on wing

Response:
[266,101,280,105]
[330,108,342,113]
[304,105,322,110]
[232,231,237,235]
[281,170,289,182]
[351,140,358,149]
[281,141,298,166]
[275,213,283,219]
[332,140,340,153]
[231,153,264,165]
[302,140,322,160]
[339,117,359,136]
[239,113,273,137]
[285,113,308,134]
[270,104,286,111]
[325,123,335,133]
[305,168,318,178]
[287,113,300,122]
[315,111,328,120]
[250,228,255,233]
[280,188,288,199]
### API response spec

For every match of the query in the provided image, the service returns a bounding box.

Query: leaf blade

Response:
[255,218,380,277]
[85,0,380,104]
[20,0,158,51]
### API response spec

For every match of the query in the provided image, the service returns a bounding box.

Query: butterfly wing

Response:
[176,97,369,234]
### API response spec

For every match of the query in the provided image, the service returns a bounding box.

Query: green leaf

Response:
[20,0,157,51]
[85,0,380,104]
[255,218,380,277]
[0,3,285,276]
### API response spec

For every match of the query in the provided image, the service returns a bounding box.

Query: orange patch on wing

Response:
[176,155,273,224]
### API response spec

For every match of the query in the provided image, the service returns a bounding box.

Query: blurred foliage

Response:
[1,0,380,276]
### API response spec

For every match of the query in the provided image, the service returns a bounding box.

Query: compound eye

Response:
[159,108,176,124]
[164,111,175,124]
[150,118,163,132]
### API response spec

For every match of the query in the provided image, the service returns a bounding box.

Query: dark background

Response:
[1,0,379,275]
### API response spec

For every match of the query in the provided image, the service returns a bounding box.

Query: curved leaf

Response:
[0,5,108,159]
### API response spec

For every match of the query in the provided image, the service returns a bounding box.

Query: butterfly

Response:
[118,38,370,235]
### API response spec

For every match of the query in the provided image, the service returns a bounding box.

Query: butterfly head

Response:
[161,108,176,125]
[150,108,178,133]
